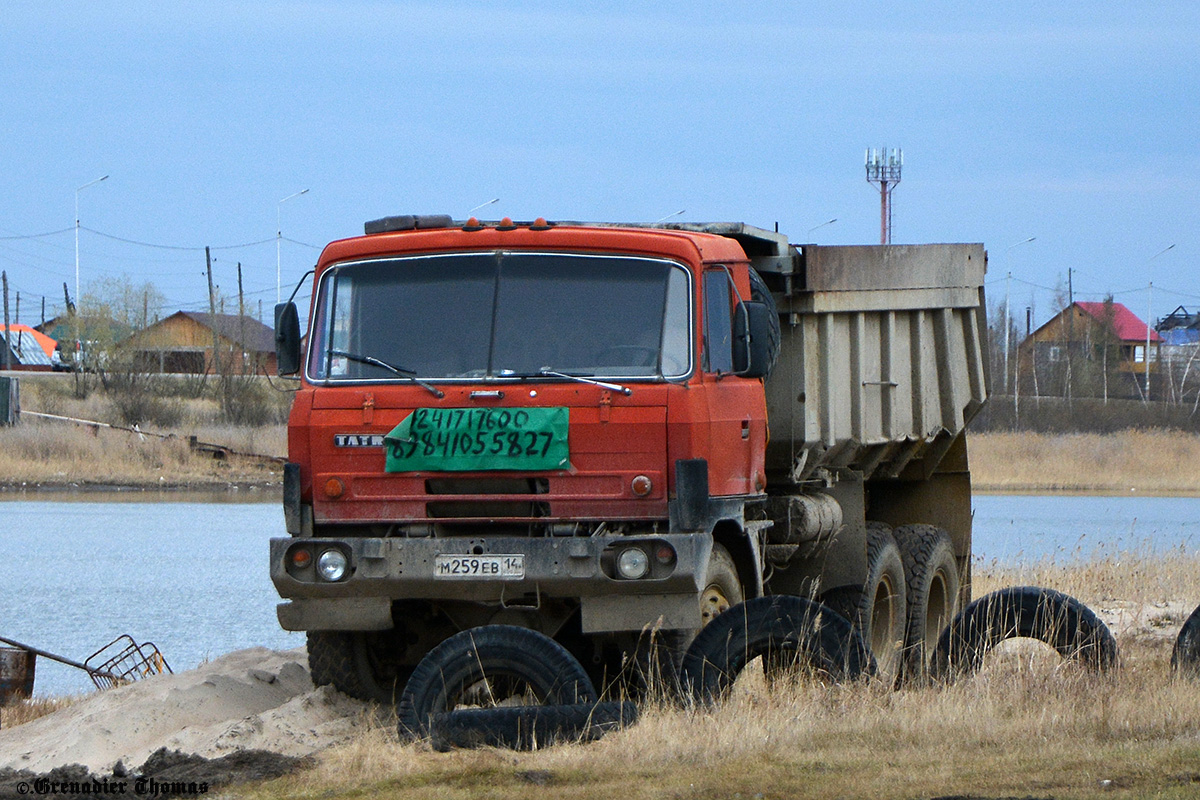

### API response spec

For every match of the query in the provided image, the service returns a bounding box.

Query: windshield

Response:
[307,251,691,381]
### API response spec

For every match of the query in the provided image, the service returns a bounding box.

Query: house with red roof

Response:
[1,323,60,370]
[1016,300,1161,398]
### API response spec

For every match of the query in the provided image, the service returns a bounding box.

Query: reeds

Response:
[970,430,1200,495]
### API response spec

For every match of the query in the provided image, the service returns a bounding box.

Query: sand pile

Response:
[0,647,376,774]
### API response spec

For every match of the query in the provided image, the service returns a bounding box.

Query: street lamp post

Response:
[1002,237,1036,394]
[277,189,310,304]
[75,175,109,309]
[1145,244,1176,402]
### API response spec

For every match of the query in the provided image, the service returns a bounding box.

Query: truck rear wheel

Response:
[893,524,961,682]
[307,630,414,705]
[821,524,907,684]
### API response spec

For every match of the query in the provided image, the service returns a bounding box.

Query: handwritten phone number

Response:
[410,407,535,432]
[389,429,554,461]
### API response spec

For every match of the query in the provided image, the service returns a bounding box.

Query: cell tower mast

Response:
[865,147,902,244]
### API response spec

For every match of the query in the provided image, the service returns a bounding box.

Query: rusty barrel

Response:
[0,647,36,704]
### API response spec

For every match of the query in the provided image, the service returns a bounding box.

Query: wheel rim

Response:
[871,574,903,676]
[925,570,952,653]
[701,583,732,625]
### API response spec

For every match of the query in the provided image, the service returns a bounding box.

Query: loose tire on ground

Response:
[748,268,781,379]
[679,595,875,704]
[1171,602,1200,676]
[429,700,638,752]
[397,625,598,740]
[821,524,907,684]
[307,630,413,705]
[892,524,961,682]
[930,586,1118,680]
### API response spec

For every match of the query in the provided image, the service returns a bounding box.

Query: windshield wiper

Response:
[329,349,444,398]
[537,368,632,396]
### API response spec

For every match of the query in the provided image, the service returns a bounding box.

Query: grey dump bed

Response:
[762,241,987,482]
[641,223,989,483]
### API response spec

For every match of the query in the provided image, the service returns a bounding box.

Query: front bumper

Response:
[271,533,712,634]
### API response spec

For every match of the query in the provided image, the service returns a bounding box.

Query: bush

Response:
[109,390,185,428]
[219,376,292,426]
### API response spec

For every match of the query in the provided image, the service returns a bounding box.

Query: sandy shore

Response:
[0,648,375,774]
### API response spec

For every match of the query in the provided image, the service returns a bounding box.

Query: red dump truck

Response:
[270,216,988,700]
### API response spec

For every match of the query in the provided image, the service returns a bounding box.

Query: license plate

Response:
[434,554,525,579]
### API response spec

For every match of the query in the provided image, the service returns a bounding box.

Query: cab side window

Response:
[702,270,733,373]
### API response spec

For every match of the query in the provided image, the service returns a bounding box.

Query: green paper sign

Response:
[384,407,570,472]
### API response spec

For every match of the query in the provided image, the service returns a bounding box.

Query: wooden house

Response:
[1016,301,1162,398]
[118,311,277,375]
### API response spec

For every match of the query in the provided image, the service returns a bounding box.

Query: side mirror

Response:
[274,302,302,375]
[732,301,772,379]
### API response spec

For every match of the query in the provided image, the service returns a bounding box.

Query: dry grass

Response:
[0,696,78,730]
[2,371,287,487]
[971,430,1200,495]
[0,420,285,487]
[231,553,1200,800]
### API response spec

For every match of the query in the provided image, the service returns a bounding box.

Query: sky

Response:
[0,1,1196,332]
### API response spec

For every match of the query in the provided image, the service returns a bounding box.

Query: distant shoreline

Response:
[0,479,280,499]
[3,427,1198,499]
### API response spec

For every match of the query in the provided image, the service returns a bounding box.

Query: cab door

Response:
[701,268,762,497]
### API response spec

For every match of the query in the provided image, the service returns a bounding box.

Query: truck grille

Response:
[424,477,550,519]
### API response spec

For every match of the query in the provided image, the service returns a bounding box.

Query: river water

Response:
[2,492,1198,697]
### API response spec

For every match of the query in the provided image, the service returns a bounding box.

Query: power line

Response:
[81,226,276,251]
[0,227,74,241]
[281,236,322,250]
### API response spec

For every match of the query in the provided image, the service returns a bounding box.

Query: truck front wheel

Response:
[307,630,414,705]
[701,543,744,625]
[633,542,744,696]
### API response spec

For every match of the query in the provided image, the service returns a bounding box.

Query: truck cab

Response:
[271,215,779,701]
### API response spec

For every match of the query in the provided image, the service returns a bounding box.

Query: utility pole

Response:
[237,262,246,375]
[206,247,221,384]
[2,272,10,371]
[1065,268,1074,403]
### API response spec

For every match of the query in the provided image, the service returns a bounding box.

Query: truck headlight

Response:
[616,547,649,580]
[317,549,349,582]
